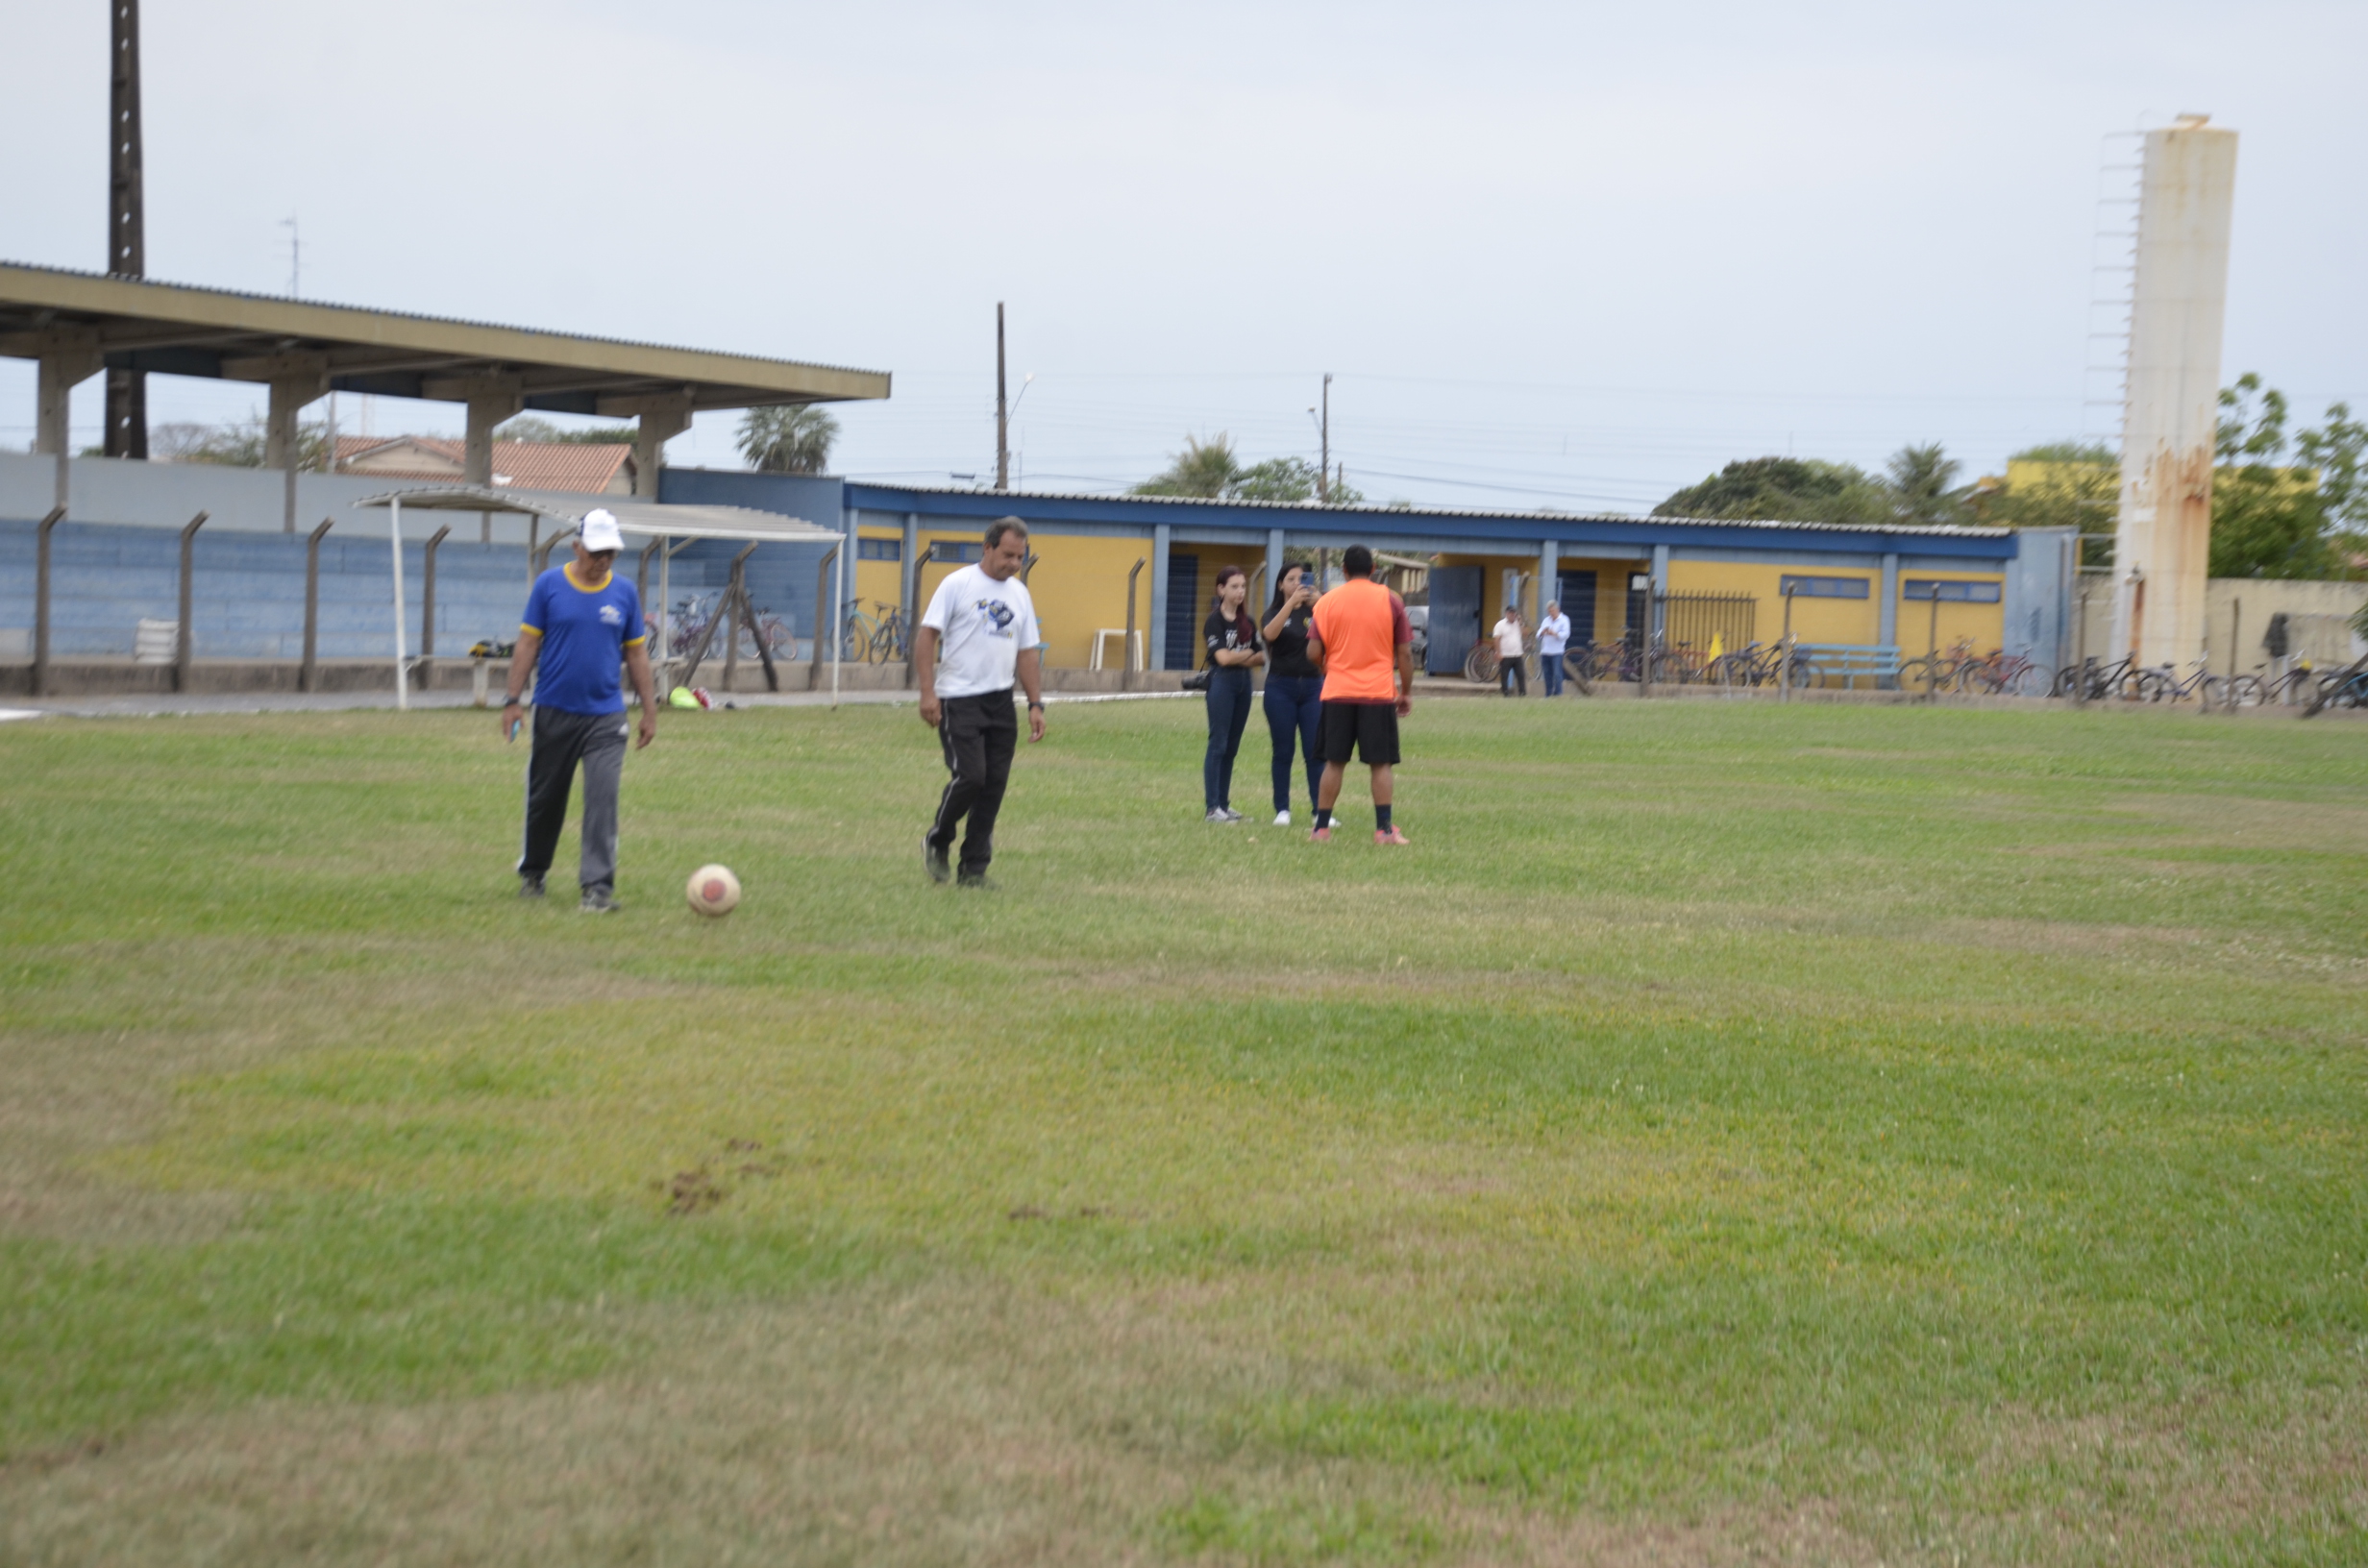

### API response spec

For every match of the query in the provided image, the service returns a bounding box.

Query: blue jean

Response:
[1263,674,1323,813]
[1541,648,1566,697]
[1203,667,1252,811]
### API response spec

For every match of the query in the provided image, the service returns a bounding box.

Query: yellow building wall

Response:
[1894,570,2008,657]
[851,527,904,625]
[1665,559,1880,646]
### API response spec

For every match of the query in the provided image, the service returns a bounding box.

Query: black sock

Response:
[1315,807,1332,830]
[1375,804,1393,832]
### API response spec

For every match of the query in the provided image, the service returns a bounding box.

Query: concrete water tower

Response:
[2110,114,2238,672]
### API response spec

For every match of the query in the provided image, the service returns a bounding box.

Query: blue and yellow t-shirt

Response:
[521,564,644,715]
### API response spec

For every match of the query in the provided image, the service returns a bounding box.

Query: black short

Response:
[1320,699,1400,766]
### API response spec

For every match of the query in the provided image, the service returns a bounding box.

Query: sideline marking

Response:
[0,708,44,723]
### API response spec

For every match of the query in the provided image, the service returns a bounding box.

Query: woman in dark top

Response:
[1201,565,1263,822]
[1260,562,1323,826]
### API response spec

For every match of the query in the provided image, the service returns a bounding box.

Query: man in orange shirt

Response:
[1304,544,1415,845]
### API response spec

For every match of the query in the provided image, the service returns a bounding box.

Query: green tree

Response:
[495,416,639,446]
[1655,456,1891,525]
[2209,374,2336,578]
[153,416,332,471]
[735,404,840,475]
[1230,456,1367,505]
[1885,442,1975,526]
[1134,433,1244,498]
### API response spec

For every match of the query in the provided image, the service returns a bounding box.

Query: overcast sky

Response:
[4,0,2361,511]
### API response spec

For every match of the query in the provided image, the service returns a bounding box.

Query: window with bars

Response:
[1903,579,2001,602]
[1778,576,1870,599]
[856,537,901,561]
[932,542,984,565]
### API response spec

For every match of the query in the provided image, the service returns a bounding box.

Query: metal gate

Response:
[1163,552,1199,670]
[1556,570,1597,646]
[1654,591,1756,654]
[1426,566,1481,675]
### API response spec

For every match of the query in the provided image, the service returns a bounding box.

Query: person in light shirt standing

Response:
[915,517,1046,889]
[1492,603,1528,697]
[1537,599,1572,698]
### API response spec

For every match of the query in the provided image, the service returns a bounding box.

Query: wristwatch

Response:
[1027,701,1045,711]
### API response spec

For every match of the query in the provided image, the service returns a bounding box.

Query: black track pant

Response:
[927,689,1018,874]
[518,705,629,894]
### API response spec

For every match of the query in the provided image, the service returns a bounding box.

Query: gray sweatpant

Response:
[518,706,629,894]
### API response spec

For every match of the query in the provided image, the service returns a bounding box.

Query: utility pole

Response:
[1319,373,1331,502]
[995,302,1009,493]
[103,0,147,459]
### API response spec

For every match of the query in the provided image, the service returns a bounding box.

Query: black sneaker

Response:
[955,870,997,891]
[924,836,951,884]
[519,874,546,899]
[580,888,619,915]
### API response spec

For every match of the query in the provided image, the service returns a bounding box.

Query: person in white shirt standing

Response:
[915,518,1046,889]
[1537,600,1572,698]
[1491,603,1528,697]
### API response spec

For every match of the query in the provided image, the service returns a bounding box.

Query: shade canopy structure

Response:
[351,487,847,710]
[350,485,843,545]
[3,258,891,518]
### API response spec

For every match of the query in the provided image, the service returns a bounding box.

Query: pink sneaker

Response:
[1374,825,1411,845]
[1310,825,1332,843]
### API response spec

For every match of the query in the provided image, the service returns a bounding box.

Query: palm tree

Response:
[1886,443,1971,527]
[1133,433,1242,498]
[737,404,840,474]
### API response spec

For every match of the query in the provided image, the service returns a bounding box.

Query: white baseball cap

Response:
[579,509,624,552]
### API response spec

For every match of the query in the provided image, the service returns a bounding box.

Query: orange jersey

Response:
[1311,577,1409,702]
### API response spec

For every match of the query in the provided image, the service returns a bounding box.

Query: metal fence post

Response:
[31,505,63,698]
[1780,584,1797,703]
[808,544,838,690]
[1124,556,1146,692]
[902,542,936,690]
[301,517,333,692]
[419,525,450,688]
[173,510,208,694]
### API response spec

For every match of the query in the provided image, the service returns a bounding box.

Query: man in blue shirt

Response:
[501,509,657,912]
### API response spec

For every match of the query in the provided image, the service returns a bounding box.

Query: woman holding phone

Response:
[1260,562,1323,825]
[1201,565,1263,822]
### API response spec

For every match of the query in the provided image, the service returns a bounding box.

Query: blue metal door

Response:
[1164,553,1199,670]
[1426,566,1481,675]
[1556,570,1596,647]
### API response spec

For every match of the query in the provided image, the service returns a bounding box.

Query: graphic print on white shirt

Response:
[921,563,1041,698]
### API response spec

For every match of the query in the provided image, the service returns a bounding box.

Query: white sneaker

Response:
[1206,808,1239,824]
[1273,810,1292,826]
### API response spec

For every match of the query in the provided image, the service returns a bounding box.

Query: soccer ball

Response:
[685,864,741,919]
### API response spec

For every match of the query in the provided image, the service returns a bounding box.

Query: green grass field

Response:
[3,697,2363,1565]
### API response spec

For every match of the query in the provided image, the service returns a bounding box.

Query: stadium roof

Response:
[0,259,890,414]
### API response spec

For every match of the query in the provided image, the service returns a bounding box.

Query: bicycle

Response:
[1953,649,2041,696]
[1899,637,1976,696]
[866,600,911,665]
[2128,659,2227,705]
[2051,654,2138,701]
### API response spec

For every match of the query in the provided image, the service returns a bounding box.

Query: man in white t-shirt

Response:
[1537,600,1572,698]
[915,517,1046,889]
[1491,604,1528,697]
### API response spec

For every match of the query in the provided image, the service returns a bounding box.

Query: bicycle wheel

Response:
[1898,657,1936,693]
[2224,674,2264,707]
[839,613,874,662]
[2001,663,2046,698]
[2129,670,2172,702]
[1464,645,1497,683]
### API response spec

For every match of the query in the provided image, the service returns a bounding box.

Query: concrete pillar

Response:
[1267,528,1286,606]
[1538,539,1558,623]
[900,512,920,628]
[266,376,326,534]
[1149,523,1172,672]
[26,331,103,513]
[1649,544,1670,638]
[630,398,692,500]
[2112,115,2237,671]
[466,381,524,542]
[1879,552,1900,647]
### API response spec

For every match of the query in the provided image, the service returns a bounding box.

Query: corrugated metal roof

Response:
[856,482,2013,539]
[351,485,843,544]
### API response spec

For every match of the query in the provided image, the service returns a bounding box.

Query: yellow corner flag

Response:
[1707,632,1725,662]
